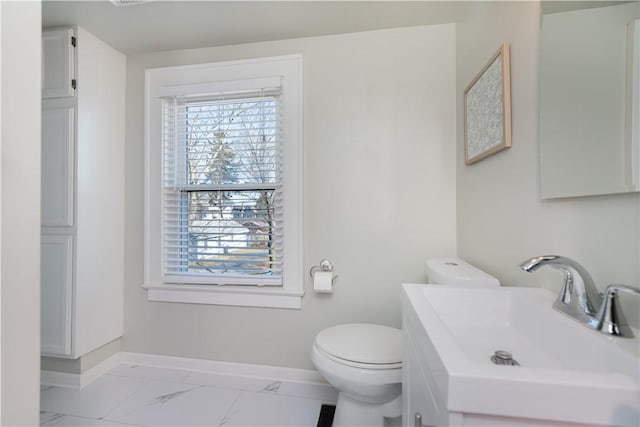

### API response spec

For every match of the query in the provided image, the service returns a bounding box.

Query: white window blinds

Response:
[162,86,284,286]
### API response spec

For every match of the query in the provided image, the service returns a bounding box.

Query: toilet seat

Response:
[314,323,402,370]
[314,344,402,370]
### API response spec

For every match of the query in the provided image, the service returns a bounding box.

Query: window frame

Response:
[143,55,303,309]
[162,88,283,285]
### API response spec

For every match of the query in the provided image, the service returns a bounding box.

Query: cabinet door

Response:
[42,28,76,98]
[404,336,441,427]
[42,104,75,227]
[41,235,74,356]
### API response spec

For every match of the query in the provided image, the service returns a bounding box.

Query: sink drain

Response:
[490,350,520,366]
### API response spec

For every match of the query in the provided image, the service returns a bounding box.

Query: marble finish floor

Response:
[40,364,339,426]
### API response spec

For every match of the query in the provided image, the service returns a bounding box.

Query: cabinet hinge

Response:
[71,79,77,90]
[71,36,76,48]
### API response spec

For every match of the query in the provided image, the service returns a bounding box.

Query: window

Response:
[163,89,282,285]
[144,56,303,308]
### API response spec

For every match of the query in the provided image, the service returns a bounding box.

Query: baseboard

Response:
[41,352,122,389]
[119,352,327,384]
[42,351,326,389]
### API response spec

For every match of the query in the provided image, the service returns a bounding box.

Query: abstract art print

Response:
[464,43,512,165]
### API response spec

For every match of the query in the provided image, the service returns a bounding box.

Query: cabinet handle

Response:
[414,412,422,427]
[414,412,434,427]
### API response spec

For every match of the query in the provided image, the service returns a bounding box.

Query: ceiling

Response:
[42,1,469,54]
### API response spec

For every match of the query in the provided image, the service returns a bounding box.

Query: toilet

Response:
[424,257,500,287]
[311,257,499,427]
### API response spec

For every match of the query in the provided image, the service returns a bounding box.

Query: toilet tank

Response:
[425,258,500,287]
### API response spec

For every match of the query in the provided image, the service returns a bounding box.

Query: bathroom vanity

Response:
[401,284,640,427]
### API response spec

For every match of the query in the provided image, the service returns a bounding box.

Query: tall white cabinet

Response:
[41,26,125,358]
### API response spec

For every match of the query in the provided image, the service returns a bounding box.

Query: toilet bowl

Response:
[312,258,500,427]
[311,323,402,427]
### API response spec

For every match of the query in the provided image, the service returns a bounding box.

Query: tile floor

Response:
[40,364,339,426]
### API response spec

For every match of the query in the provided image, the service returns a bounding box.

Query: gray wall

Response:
[456,1,640,327]
[123,25,458,369]
[1,1,41,424]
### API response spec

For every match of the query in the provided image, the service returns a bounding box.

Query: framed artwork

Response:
[464,43,512,165]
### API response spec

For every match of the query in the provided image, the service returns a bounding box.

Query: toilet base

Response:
[332,392,402,427]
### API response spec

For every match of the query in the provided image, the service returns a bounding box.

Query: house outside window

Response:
[144,56,303,309]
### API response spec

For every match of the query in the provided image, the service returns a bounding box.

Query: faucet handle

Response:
[596,284,640,338]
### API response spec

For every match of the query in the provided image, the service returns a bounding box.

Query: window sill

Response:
[142,283,303,309]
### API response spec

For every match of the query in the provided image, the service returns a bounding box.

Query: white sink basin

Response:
[402,284,640,426]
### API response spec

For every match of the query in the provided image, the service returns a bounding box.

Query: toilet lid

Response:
[315,323,402,365]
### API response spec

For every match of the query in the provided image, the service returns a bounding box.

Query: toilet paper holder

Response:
[309,259,338,283]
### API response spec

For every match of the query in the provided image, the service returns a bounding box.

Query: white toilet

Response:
[311,258,499,427]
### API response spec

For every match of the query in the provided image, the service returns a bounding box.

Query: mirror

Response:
[539,1,640,199]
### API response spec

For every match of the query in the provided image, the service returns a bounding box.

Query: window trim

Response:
[143,55,303,309]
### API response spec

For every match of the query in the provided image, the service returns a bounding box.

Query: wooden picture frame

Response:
[464,43,512,165]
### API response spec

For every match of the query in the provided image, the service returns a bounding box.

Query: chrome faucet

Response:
[520,255,640,338]
[596,284,640,337]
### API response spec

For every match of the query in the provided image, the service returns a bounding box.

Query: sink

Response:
[402,284,640,426]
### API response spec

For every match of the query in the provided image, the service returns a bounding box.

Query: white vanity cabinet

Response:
[401,284,634,427]
[402,290,544,427]
[41,26,125,359]
[402,298,454,427]
[403,334,439,427]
